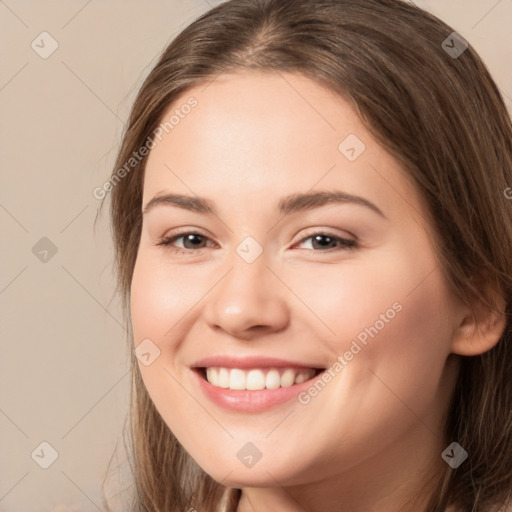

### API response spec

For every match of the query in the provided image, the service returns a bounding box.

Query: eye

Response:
[156,231,215,254]
[156,230,358,255]
[294,232,357,251]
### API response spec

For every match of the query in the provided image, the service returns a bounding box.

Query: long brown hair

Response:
[101,0,512,510]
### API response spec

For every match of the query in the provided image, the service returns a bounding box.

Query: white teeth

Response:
[246,369,266,390]
[280,369,295,387]
[206,367,217,385]
[218,367,230,388]
[229,369,246,390]
[204,367,316,390]
[266,369,281,389]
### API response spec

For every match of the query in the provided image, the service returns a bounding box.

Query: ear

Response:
[451,277,507,357]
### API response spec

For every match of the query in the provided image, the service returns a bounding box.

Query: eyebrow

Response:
[142,190,386,219]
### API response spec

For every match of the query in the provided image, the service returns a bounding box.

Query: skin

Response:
[130,71,505,512]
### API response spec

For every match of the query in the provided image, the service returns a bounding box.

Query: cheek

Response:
[276,250,455,476]
[297,242,454,405]
[130,252,200,345]
[311,245,454,425]
[129,253,201,429]
[131,273,167,341]
[310,238,451,353]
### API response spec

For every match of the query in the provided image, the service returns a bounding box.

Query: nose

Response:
[202,251,290,340]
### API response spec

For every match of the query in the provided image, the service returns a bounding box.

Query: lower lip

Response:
[192,368,321,413]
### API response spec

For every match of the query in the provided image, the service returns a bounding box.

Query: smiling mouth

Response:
[196,367,324,391]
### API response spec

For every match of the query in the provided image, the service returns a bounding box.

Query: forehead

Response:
[142,70,430,230]
[150,71,360,164]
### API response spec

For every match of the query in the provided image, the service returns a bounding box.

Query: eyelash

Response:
[155,230,358,255]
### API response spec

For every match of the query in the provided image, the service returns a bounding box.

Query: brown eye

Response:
[295,232,357,251]
[156,230,357,256]
[156,232,215,254]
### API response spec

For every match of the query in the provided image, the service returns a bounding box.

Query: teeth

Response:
[247,369,265,390]
[218,367,230,388]
[295,372,309,384]
[204,367,316,390]
[280,368,295,387]
[266,369,281,389]
[229,369,246,390]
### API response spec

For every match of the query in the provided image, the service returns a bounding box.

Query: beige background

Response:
[1,1,511,510]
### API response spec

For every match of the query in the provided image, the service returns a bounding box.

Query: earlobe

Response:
[451,291,507,357]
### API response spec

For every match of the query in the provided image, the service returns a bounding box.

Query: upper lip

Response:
[192,355,325,370]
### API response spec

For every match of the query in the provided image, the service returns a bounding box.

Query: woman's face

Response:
[130,71,466,493]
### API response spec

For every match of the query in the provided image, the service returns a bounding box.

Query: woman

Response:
[103,0,512,510]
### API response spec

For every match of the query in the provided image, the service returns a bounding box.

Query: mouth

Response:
[195,366,324,391]
[190,355,327,412]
